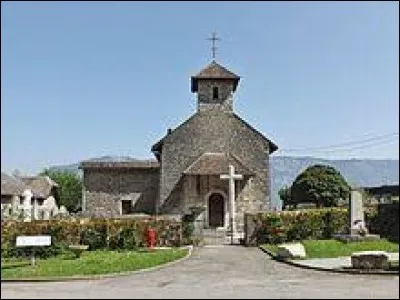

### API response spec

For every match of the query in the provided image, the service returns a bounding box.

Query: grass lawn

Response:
[1,248,188,279]
[262,239,399,259]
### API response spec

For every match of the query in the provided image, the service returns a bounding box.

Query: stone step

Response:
[199,229,244,245]
[203,236,227,245]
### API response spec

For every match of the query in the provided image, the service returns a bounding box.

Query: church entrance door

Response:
[208,193,225,228]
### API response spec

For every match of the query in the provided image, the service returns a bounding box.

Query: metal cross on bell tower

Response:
[207,32,220,61]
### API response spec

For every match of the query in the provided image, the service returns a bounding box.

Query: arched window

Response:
[213,87,219,100]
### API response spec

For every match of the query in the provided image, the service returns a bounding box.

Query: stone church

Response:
[81,59,278,234]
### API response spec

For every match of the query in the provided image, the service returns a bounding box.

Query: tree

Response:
[278,185,293,210]
[39,169,82,213]
[291,164,350,208]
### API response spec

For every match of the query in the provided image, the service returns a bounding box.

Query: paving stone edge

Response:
[259,245,399,276]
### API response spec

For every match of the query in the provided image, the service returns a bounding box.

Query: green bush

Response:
[117,227,139,250]
[365,206,379,234]
[80,228,106,251]
[181,214,195,245]
[1,217,182,258]
[249,208,348,244]
[247,207,386,245]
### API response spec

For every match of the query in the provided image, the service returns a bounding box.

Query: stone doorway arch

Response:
[207,192,227,228]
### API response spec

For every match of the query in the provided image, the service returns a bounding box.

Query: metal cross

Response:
[207,32,220,61]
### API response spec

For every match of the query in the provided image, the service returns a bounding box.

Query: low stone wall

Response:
[378,203,399,242]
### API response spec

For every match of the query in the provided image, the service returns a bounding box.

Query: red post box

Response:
[146,227,156,249]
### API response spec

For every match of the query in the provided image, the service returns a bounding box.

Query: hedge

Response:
[244,207,379,245]
[378,203,399,242]
[1,217,182,259]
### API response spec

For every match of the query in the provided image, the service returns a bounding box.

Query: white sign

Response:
[16,235,52,247]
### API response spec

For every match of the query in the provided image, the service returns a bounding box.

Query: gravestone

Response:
[58,205,69,217]
[350,189,365,235]
[42,206,51,220]
[333,188,380,242]
[32,199,39,220]
[21,189,33,222]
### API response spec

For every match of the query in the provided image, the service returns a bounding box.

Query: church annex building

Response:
[80,59,278,234]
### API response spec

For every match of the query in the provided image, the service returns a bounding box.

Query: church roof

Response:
[191,61,240,92]
[233,113,278,153]
[80,159,159,169]
[183,152,254,176]
[151,112,278,158]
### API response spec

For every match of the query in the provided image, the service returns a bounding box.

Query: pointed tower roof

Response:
[191,61,240,92]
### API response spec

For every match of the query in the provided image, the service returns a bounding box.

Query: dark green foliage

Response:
[378,203,399,242]
[39,169,83,213]
[322,210,335,239]
[117,227,139,250]
[80,228,107,251]
[181,214,195,245]
[365,207,380,234]
[291,164,350,208]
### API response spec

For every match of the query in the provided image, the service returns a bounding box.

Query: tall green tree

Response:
[39,169,82,213]
[291,164,350,208]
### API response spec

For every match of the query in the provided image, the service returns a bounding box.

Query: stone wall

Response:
[197,80,234,112]
[83,167,159,217]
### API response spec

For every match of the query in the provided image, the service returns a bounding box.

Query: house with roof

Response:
[80,59,278,236]
[1,172,59,218]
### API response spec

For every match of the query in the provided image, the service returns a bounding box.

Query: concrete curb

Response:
[259,246,399,276]
[1,246,193,283]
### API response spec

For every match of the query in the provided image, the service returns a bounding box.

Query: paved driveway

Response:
[1,246,399,299]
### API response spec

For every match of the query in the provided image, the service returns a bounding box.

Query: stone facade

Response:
[197,80,234,112]
[81,60,278,233]
[82,165,159,216]
[157,110,274,231]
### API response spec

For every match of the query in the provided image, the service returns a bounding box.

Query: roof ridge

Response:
[192,61,240,78]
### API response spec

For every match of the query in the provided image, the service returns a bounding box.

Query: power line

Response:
[297,137,398,154]
[280,132,399,152]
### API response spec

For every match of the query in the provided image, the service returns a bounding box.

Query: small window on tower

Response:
[213,87,219,100]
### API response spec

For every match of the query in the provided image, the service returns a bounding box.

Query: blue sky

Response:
[1,1,399,175]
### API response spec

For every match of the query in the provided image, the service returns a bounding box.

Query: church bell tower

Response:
[191,33,240,112]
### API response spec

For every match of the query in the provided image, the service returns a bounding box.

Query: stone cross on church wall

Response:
[220,164,243,244]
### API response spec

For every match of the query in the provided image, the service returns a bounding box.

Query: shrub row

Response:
[378,203,399,242]
[1,217,182,258]
[245,207,379,245]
